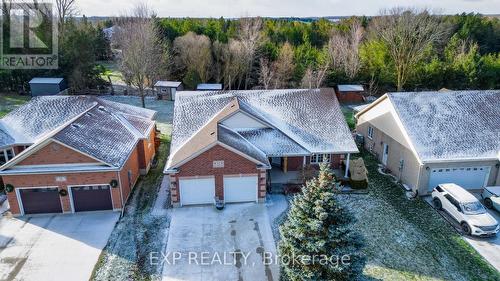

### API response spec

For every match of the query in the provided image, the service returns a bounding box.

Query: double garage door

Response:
[18,185,113,215]
[428,166,491,192]
[179,175,258,206]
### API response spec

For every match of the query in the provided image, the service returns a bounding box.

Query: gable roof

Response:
[338,84,364,92]
[29,77,64,84]
[154,81,182,88]
[0,96,156,170]
[166,88,358,171]
[358,90,500,163]
[197,83,223,90]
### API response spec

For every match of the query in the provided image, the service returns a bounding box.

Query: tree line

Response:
[1,5,499,97]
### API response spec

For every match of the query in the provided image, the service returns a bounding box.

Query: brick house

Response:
[0,96,157,215]
[164,88,358,207]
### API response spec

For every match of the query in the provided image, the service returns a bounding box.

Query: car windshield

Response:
[462,201,486,215]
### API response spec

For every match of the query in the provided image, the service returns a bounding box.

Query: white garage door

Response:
[428,166,490,191]
[224,175,258,203]
[179,177,215,206]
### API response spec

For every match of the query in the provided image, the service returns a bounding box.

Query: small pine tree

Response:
[278,163,364,281]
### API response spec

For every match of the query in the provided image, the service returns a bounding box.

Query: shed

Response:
[154,81,183,101]
[336,84,365,104]
[29,78,67,96]
[196,83,223,91]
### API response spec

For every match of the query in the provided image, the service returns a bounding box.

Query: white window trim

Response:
[0,147,15,164]
[310,154,331,164]
[367,126,374,140]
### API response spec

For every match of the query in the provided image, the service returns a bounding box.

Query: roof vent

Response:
[86,112,93,117]
[71,123,81,129]
[98,106,106,111]
[210,131,215,136]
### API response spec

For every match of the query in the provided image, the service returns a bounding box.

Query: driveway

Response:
[0,212,119,281]
[162,203,279,281]
[424,194,500,271]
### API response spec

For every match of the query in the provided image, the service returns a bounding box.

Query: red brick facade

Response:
[2,134,155,215]
[18,142,99,166]
[169,144,266,205]
[137,127,156,174]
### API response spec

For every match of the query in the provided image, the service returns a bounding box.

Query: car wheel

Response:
[484,198,493,209]
[461,222,472,235]
[433,198,442,210]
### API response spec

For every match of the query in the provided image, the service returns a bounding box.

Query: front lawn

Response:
[0,93,30,117]
[337,151,500,280]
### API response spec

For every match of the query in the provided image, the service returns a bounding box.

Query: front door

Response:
[382,143,389,165]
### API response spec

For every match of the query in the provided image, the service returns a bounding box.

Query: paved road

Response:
[0,212,119,281]
[162,203,279,281]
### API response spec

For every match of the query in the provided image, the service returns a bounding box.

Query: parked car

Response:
[482,186,500,212]
[432,183,499,236]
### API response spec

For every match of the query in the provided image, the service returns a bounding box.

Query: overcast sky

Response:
[77,0,500,17]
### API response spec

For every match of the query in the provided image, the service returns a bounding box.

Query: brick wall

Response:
[119,145,140,202]
[287,156,304,171]
[137,127,156,174]
[169,144,263,204]
[18,141,98,166]
[3,171,121,215]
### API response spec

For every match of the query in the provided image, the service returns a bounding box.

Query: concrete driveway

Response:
[425,194,500,271]
[0,212,119,281]
[162,203,279,281]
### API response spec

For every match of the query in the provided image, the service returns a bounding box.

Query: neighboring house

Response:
[336,84,365,104]
[164,88,358,207]
[197,83,223,91]
[154,81,183,101]
[0,96,157,216]
[355,90,500,196]
[29,78,68,96]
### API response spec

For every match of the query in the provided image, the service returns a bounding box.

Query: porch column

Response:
[344,153,351,178]
[303,156,306,166]
[283,157,288,173]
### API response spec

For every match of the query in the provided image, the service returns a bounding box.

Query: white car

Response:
[431,183,499,236]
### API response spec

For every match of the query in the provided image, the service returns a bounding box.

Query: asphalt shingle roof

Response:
[218,125,270,165]
[171,88,358,160]
[387,90,500,162]
[0,96,156,169]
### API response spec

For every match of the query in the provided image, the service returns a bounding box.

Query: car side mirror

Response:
[457,207,462,213]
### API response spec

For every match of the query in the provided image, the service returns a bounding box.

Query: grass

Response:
[0,93,30,117]
[342,106,356,130]
[337,150,500,281]
[91,135,171,281]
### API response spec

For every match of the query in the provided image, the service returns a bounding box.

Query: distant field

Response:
[0,93,30,117]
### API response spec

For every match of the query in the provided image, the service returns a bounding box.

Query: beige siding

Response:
[357,122,422,192]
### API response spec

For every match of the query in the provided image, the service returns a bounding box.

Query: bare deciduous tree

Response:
[301,62,329,89]
[258,58,274,90]
[328,21,364,80]
[114,3,167,108]
[173,32,213,84]
[371,7,448,90]
[238,17,263,89]
[273,42,295,88]
[55,0,77,34]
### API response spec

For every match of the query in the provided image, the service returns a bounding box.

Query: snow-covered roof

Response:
[154,81,182,88]
[237,128,309,157]
[167,89,358,170]
[0,96,156,169]
[29,77,64,84]
[197,83,223,90]
[387,90,500,162]
[338,84,364,92]
[218,125,270,165]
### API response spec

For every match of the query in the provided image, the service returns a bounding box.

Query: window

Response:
[444,194,460,210]
[0,147,15,165]
[310,154,331,164]
[368,126,374,139]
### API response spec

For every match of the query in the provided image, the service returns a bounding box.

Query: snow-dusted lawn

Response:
[336,151,500,281]
[0,93,30,117]
[100,95,174,135]
[91,136,171,281]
